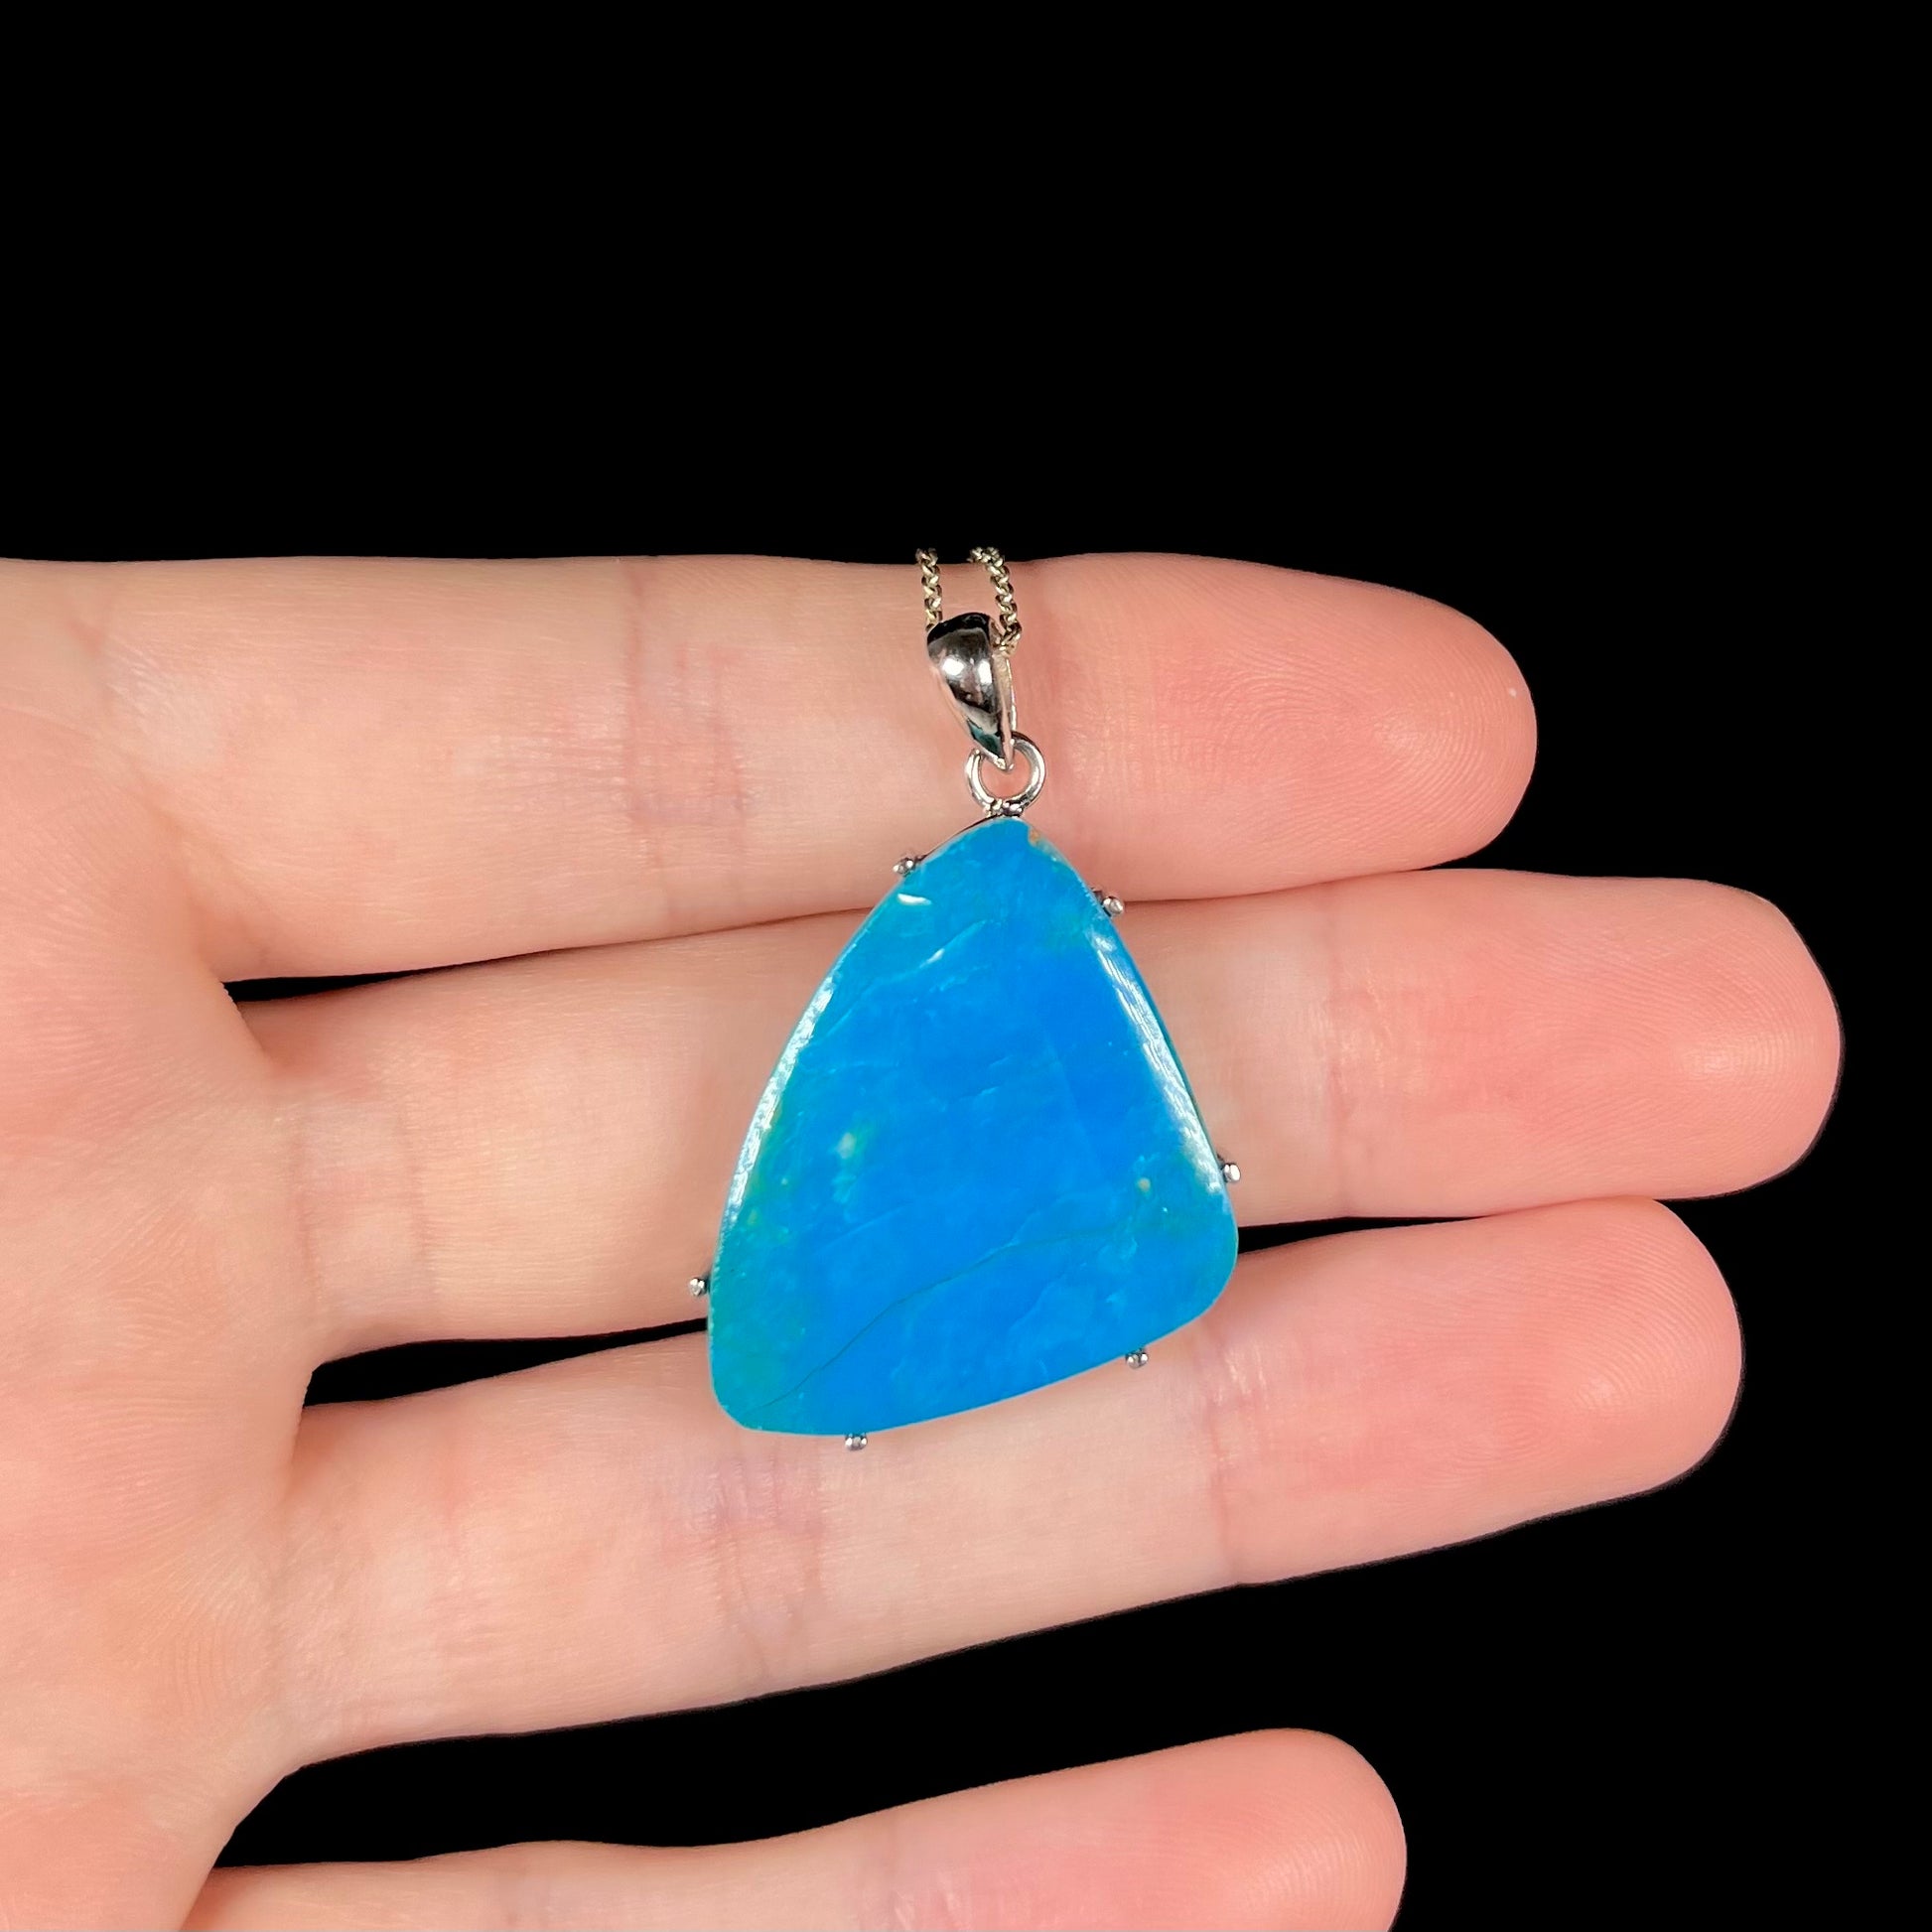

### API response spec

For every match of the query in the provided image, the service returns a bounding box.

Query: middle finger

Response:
[251,867,1834,1354]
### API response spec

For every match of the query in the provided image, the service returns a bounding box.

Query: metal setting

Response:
[894,854,923,877]
[1126,1348,1150,1369]
[926,614,1017,767]
[919,548,1044,811]
[688,1275,710,1297]
[1218,1158,1242,1185]
[1098,893,1125,918]
[966,734,1046,817]
[844,1432,869,1451]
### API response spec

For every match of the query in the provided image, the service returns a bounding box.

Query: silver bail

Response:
[926,612,1017,769]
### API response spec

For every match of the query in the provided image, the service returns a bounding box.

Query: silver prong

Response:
[1125,1348,1150,1369]
[1097,892,1125,917]
[1218,1157,1241,1185]
[894,854,923,877]
[687,1275,710,1298]
[844,1432,869,1450]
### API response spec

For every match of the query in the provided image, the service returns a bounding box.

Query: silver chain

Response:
[915,547,1023,650]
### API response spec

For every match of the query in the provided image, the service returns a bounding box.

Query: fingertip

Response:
[1222,1729,1409,1932]
[893,1729,1409,1932]
[1029,556,1539,899]
[1241,571,1539,885]
[1361,583,1538,859]
[1686,884,1843,1183]
[1542,1198,1744,1494]
[1445,601,1537,854]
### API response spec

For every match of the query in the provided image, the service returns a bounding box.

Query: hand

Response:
[0,555,1837,1929]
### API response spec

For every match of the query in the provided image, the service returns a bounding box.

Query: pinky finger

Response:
[190,1732,1404,1932]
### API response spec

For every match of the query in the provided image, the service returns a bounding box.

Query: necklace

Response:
[699,550,1238,1446]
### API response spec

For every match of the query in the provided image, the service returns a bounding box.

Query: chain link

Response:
[915,547,1023,650]
[917,548,944,632]
[966,547,1022,648]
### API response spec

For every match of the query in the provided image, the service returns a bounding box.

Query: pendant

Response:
[702,551,1238,1441]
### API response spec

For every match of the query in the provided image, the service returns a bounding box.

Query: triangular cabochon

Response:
[708,816,1237,1436]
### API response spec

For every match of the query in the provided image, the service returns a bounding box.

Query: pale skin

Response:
[0,554,1838,1930]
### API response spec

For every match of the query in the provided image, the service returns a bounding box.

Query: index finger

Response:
[15,553,1533,976]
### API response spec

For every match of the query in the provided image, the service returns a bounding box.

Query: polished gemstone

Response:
[707,816,1237,1436]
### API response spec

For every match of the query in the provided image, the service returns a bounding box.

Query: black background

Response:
[7,423,1859,1928]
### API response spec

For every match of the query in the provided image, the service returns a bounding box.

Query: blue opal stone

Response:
[707,816,1237,1436]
